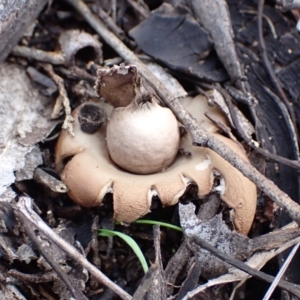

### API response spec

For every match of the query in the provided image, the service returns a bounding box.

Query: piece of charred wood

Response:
[34,168,68,193]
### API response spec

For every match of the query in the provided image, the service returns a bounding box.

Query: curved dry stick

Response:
[258,0,298,137]
[16,210,87,300]
[64,0,300,225]
[15,195,132,300]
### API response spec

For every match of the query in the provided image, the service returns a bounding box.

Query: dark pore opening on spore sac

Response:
[136,93,153,106]
[78,103,106,134]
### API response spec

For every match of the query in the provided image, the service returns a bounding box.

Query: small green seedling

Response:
[134,220,182,232]
[99,220,182,273]
[99,229,149,273]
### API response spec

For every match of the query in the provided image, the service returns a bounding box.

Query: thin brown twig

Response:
[257,0,298,137]
[204,112,238,143]
[15,195,132,300]
[215,83,300,170]
[199,81,300,170]
[41,63,74,135]
[62,66,97,83]
[64,0,300,225]
[239,9,277,38]
[8,270,57,283]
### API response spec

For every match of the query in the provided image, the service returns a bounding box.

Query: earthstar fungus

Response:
[55,64,257,235]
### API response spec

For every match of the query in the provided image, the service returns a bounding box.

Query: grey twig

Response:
[34,168,68,193]
[15,209,87,300]
[12,46,65,65]
[15,195,132,300]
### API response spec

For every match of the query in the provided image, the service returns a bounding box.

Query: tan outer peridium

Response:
[208,135,256,234]
[55,95,257,234]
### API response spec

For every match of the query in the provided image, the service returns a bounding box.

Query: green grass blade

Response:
[134,220,183,232]
[99,229,148,273]
[114,220,183,232]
